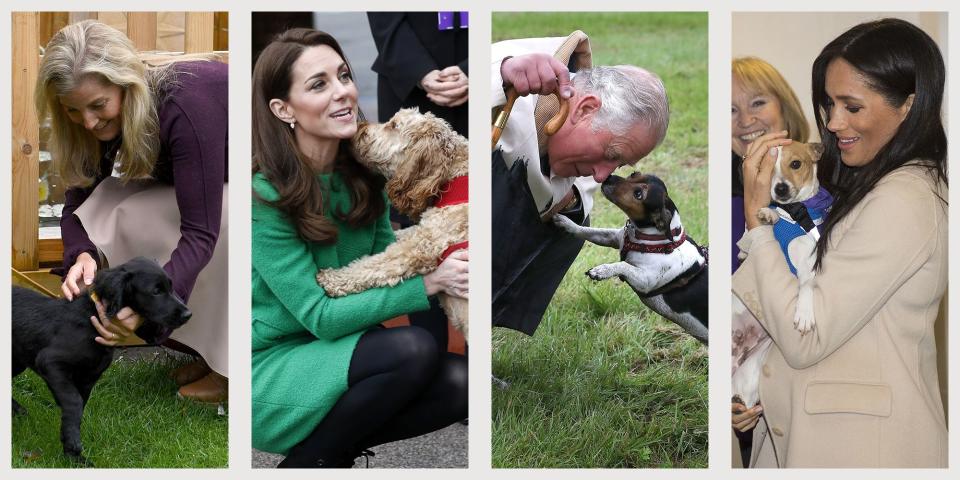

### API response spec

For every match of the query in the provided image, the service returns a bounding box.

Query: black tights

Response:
[280,326,467,466]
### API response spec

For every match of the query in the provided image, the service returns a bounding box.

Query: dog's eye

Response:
[634,189,644,200]
[152,286,163,296]
[790,160,802,170]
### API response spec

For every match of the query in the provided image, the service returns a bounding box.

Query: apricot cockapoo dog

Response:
[315,108,469,338]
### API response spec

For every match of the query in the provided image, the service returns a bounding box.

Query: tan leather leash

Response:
[12,267,60,298]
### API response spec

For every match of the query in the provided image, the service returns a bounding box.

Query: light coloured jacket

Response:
[733,163,948,467]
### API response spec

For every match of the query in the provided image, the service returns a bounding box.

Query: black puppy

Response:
[553,173,708,344]
[12,257,192,464]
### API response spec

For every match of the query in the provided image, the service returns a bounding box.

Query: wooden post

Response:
[126,12,157,50]
[12,12,40,270]
[37,12,70,47]
[214,12,228,51]
[184,12,215,53]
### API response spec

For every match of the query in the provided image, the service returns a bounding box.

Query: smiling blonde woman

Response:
[35,19,229,402]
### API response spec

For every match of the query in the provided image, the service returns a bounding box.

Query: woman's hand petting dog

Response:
[423,249,469,299]
[742,130,793,230]
[62,251,99,300]
[732,401,763,432]
[91,297,146,346]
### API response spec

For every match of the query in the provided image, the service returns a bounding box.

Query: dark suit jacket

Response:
[368,12,468,136]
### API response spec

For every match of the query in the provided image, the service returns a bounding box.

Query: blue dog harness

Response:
[771,186,833,275]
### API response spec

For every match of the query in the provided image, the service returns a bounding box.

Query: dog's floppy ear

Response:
[810,143,824,161]
[640,176,674,236]
[387,119,460,220]
[92,264,130,318]
[652,206,672,236]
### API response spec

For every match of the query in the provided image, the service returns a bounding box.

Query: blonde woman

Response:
[36,20,228,402]
[730,56,809,466]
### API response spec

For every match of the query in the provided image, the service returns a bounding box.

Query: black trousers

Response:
[279,326,467,467]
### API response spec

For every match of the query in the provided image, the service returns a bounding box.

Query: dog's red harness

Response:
[620,221,709,298]
[621,226,687,254]
[435,175,469,261]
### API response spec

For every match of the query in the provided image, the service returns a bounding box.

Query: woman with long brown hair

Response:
[251,28,469,467]
[734,18,947,467]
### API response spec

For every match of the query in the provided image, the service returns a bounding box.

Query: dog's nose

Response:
[180,309,193,323]
[774,183,789,198]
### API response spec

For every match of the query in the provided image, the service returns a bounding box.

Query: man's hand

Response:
[500,53,573,98]
[422,66,468,107]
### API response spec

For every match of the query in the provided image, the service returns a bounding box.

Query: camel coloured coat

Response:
[733,163,947,467]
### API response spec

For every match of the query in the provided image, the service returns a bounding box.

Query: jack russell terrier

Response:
[732,142,832,407]
[553,172,708,344]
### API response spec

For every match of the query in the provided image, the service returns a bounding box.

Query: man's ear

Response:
[570,94,601,125]
[269,98,295,124]
[899,93,915,121]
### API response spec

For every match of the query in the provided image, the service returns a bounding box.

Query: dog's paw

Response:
[551,214,579,234]
[315,270,348,298]
[757,207,779,225]
[793,305,816,335]
[586,264,616,281]
[64,441,91,466]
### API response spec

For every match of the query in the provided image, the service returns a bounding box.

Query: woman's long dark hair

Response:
[812,18,947,269]
[252,28,385,244]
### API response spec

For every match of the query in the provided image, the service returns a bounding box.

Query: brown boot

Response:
[177,372,228,404]
[170,358,212,386]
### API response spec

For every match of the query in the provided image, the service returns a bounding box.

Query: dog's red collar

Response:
[434,176,469,261]
[434,176,469,208]
[440,240,469,261]
[622,226,687,255]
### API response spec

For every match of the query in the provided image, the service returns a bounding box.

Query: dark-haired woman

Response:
[734,18,947,467]
[250,29,468,467]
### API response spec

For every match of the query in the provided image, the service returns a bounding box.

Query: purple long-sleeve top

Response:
[61,61,228,315]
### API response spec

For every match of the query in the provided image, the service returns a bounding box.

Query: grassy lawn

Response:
[492,12,708,468]
[12,349,228,468]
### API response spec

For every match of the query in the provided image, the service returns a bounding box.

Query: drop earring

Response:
[289,120,296,130]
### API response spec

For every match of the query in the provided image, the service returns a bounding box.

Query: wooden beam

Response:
[37,12,70,47]
[184,12,215,53]
[12,12,40,271]
[214,11,229,51]
[126,12,157,50]
[38,238,65,266]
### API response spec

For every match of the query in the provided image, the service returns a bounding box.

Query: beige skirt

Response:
[75,177,229,377]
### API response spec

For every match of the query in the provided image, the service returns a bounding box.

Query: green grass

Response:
[492,12,708,468]
[12,350,228,468]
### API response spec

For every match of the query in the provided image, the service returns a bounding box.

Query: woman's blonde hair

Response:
[732,56,809,142]
[36,20,207,187]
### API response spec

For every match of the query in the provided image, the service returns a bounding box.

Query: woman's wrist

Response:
[422,274,439,297]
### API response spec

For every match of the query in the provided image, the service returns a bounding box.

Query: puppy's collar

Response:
[434,176,469,208]
[622,221,687,255]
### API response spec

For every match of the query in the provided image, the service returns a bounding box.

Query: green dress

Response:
[251,172,430,454]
